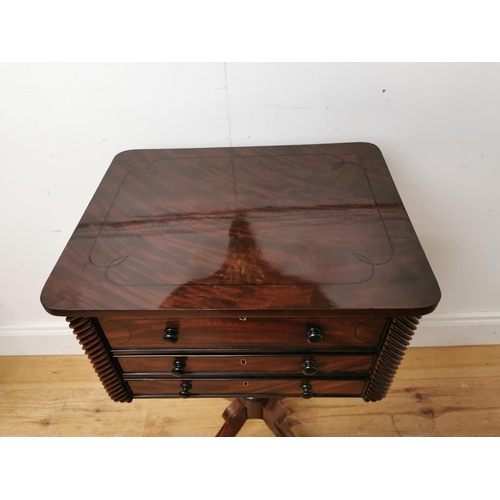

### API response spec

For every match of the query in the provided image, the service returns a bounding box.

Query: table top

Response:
[41,143,440,318]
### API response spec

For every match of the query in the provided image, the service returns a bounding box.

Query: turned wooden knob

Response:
[172,359,186,376]
[179,382,192,398]
[163,327,179,343]
[301,384,313,399]
[306,327,323,344]
[302,359,317,376]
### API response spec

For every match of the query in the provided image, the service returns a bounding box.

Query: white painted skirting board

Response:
[0,323,83,356]
[0,312,499,355]
[412,312,500,347]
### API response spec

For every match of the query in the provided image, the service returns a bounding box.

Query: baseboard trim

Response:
[413,312,500,347]
[1,312,499,355]
[0,323,82,355]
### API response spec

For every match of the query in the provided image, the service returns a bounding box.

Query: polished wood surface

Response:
[102,316,388,349]
[67,316,131,402]
[364,315,419,401]
[216,398,294,437]
[1,346,499,437]
[127,378,367,397]
[39,143,441,434]
[116,353,374,376]
[41,143,440,318]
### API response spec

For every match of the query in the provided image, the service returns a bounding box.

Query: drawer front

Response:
[102,317,388,350]
[127,378,367,397]
[117,354,374,376]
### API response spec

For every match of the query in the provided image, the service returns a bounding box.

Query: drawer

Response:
[117,354,374,376]
[101,317,388,350]
[127,378,367,398]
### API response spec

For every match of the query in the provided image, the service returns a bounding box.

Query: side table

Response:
[41,143,440,436]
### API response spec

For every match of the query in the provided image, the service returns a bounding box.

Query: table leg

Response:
[216,398,248,437]
[215,397,295,437]
[262,399,295,437]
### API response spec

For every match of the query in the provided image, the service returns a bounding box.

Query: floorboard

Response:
[0,345,499,437]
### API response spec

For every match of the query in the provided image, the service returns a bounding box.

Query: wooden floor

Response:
[1,345,499,436]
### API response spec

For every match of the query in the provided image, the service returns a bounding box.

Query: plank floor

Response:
[1,345,499,436]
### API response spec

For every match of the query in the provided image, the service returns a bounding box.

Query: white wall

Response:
[1,62,499,353]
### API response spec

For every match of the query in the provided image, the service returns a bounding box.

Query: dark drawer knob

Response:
[306,327,323,344]
[172,359,186,376]
[301,384,313,399]
[163,327,179,343]
[302,359,317,376]
[179,382,192,398]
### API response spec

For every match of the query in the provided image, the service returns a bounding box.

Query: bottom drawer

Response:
[128,378,367,398]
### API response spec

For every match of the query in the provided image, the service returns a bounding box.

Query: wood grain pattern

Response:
[39,143,441,435]
[115,353,374,376]
[102,316,387,350]
[363,316,420,402]
[127,378,367,397]
[1,346,499,436]
[216,398,248,437]
[66,317,132,403]
[216,398,295,437]
[41,143,441,318]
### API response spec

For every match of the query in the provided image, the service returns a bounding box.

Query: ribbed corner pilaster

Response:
[66,317,132,403]
[363,316,421,402]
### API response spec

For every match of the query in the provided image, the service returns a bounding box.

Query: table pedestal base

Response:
[216,397,294,437]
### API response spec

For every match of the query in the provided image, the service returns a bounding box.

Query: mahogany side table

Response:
[41,143,440,437]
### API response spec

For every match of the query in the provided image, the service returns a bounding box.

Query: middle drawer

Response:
[116,353,374,377]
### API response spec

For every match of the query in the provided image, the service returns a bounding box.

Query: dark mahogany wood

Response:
[101,316,388,350]
[127,378,367,397]
[217,398,248,437]
[41,143,440,318]
[216,398,294,437]
[40,143,441,436]
[115,353,374,376]
[66,317,132,402]
[363,316,420,402]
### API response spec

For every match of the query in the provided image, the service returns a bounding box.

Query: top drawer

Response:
[101,317,388,350]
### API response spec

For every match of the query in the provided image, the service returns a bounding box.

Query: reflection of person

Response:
[161,215,335,310]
